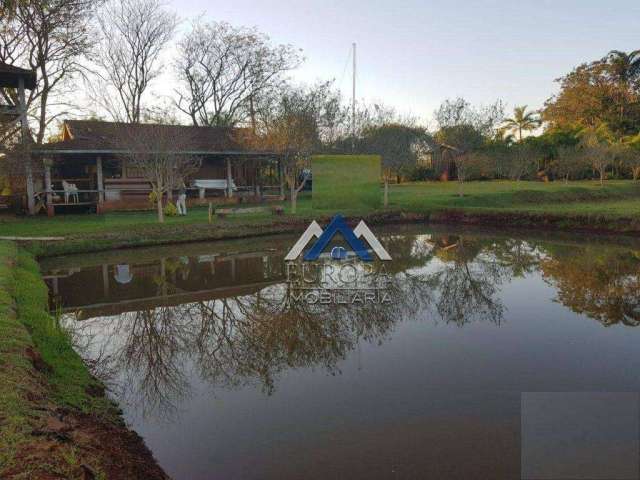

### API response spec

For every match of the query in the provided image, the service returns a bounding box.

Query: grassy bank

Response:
[1,180,640,256]
[0,241,168,479]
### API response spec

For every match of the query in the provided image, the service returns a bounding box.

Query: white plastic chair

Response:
[62,180,79,203]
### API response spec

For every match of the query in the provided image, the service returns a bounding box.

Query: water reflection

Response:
[42,229,640,418]
[540,243,640,326]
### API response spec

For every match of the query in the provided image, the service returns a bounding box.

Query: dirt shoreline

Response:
[25,208,640,258]
[428,209,640,236]
[0,243,170,480]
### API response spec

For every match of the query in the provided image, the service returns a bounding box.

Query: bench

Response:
[193,179,237,198]
[216,205,284,218]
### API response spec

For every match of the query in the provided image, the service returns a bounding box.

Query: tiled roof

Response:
[37,120,268,154]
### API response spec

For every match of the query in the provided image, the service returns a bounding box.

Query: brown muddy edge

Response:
[0,251,170,480]
[28,208,640,258]
[428,209,640,236]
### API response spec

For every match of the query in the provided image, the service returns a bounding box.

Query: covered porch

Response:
[33,150,285,216]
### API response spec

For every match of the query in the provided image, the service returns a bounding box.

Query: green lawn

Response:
[1,180,640,239]
[387,180,640,213]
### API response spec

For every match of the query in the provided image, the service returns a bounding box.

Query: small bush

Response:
[164,202,178,216]
[408,166,437,181]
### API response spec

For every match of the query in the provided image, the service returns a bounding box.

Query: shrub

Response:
[408,166,437,181]
[164,201,178,216]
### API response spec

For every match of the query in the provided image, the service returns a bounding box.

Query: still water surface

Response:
[41,225,640,479]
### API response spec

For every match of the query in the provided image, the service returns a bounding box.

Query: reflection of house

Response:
[31,120,284,215]
[44,249,285,319]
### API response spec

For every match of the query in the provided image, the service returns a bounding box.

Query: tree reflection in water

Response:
[540,244,640,326]
[60,231,640,417]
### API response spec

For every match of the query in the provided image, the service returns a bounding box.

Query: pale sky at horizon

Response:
[159,0,639,126]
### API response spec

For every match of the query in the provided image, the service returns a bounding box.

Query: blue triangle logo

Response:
[303,215,373,261]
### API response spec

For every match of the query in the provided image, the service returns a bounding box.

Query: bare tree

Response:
[174,20,301,128]
[261,110,315,214]
[0,0,95,143]
[91,0,178,123]
[454,151,491,197]
[584,144,615,185]
[552,146,587,183]
[257,83,347,213]
[435,97,505,139]
[114,125,201,222]
[503,143,539,181]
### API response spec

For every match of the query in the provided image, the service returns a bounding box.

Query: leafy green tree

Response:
[617,135,640,180]
[578,124,616,185]
[435,124,484,153]
[360,123,433,205]
[604,50,640,124]
[543,51,640,137]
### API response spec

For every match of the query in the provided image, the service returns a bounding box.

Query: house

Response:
[32,120,284,216]
[415,143,459,181]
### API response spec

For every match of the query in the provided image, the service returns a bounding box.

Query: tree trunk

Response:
[249,95,257,134]
[384,179,389,207]
[291,183,297,214]
[156,191,164,223]
[458,179,464,197]
[600,168,605,186]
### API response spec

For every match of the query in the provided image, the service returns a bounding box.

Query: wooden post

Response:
[19,77,35,215]
[208,202,213,224]
[278,159,285,199]
[44,162,54,217]
[96,156,104,205]
[226,158,233,198]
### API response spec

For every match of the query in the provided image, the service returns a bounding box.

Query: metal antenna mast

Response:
[351,42,356,152]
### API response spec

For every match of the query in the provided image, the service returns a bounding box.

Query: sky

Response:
[163,0,640,126]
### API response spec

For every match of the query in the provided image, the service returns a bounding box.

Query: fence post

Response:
[44,160,54,217]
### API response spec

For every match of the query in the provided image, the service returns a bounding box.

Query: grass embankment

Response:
[0,241,168,479]
[1,180,640,256]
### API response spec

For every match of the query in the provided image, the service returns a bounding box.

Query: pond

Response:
[41,225,640,479]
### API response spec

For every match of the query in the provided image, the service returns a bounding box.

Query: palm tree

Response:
[606,50,640,83]
[501,106,540,142]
